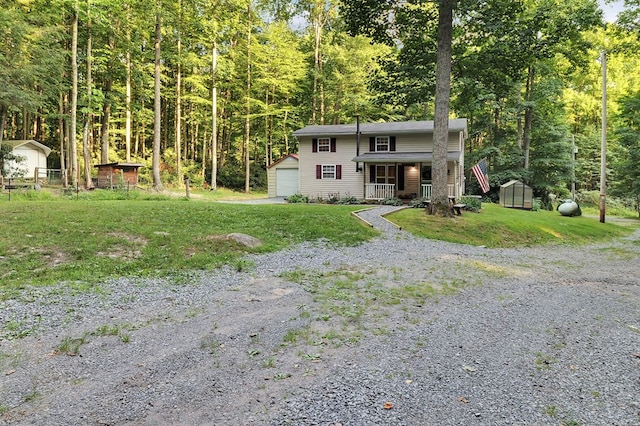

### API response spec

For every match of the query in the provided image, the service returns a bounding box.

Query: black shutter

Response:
[330,138,337,152]
[312,138,318,152]
[390,136,396,152]
[369,137,375,152]
[369,165,376,183]
[316,165,322,179]
[336,165,342,179]
[397,165,405,190]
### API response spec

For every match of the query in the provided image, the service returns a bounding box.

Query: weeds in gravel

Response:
[0,350,23,370]
[200,336,221,356]
[56,334,89,355]
[534,352,556,370]
[262,356,276,368]
[56,323,132,355]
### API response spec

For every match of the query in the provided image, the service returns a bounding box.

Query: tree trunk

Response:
[82,8,94,190]
[211,43,218,190]
[152,4,163,191]
[175,0,183,186]
[0,104,6,144]
[244,7,251,194]
[70,0,79,189]
[125,5,132,162]
[176,39,182,186]
[523,65,535,170]
[58,93,67,187]
[101,77,112,165]
[428,0,454,217]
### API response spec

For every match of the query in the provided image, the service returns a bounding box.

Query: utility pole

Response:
[600,50,607,223]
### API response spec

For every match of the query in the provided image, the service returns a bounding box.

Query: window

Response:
[316,164,342,179]
[369,136,395,152]
[375,136,389,152]
[372,165,396,184]
[317,138,331,152]
[312,137,336,152]
[323,164,336,179]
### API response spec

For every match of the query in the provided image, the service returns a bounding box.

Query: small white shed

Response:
[2,140,51,178]
[500,180,533,209]
[267,154,299,197]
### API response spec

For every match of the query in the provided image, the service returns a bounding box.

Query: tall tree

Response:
[152,1,163,190]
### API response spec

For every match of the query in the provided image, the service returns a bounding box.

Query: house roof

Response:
[2,140,52,157]
[293,119,468,138]
[352,151,463,163]
[267,154,299,169]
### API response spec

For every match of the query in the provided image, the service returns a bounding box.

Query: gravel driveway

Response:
[1,206,639,425]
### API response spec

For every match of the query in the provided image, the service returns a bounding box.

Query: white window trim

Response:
[375,136,390,152]
[322,164,336,179]
[317,137,331,152]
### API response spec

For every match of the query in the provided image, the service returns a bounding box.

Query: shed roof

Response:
[2,140,52,157]
[293,119,468,138]
[267,154,299,169]
[94,162,144,168]
[500,180,530,188]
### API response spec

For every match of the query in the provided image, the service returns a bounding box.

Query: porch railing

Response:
[421,184,456,200]
[365,183,395,200]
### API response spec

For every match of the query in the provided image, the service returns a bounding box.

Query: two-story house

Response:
[291,119,467,201]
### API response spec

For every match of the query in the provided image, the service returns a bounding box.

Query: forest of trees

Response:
[1,0,639,207]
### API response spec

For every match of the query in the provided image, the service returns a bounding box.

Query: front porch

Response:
[365,183,457,201]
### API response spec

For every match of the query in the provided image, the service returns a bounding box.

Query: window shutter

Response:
[390,136,396,152]
[369,165,375,183]
[316,165,322,179]
[369,137,375,152]
[398,165,405,190]
[312,138,318,153]
[330,138,337,152]
[336,165,342,179]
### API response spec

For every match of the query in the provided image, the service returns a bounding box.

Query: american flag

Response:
[471,159,490,193]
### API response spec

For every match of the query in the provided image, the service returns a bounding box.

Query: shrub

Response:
[409,197,430,208]
[336,194,362,205]
[459,196,482,212]
[380,197,403,206]
[286,193,309,203]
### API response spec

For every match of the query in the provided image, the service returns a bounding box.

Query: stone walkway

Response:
[353,205,408,235]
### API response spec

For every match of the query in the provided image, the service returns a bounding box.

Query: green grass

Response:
[389,203,636,248]
[0,197,377,294]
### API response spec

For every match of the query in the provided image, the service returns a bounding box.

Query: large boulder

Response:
[557,199,582,217]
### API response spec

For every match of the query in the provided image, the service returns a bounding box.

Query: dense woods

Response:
[1,0,639,209]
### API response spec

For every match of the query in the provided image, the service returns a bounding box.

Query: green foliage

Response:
[285,193,309,203]
[409,197,430,208]
[380,197,403,206]
[458,196,481,212]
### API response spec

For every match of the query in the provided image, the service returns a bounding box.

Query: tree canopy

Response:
[0,0,638,211]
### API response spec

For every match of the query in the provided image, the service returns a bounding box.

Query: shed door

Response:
[276,168,299,196]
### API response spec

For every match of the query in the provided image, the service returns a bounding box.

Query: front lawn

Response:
[0,198,377,293]
[388,203,636,248]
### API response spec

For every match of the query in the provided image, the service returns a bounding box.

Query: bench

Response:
[452,203,466,215]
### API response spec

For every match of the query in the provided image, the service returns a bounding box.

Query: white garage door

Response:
[276,168,299,196]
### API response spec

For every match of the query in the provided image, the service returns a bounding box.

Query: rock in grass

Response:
[209,233,263,248]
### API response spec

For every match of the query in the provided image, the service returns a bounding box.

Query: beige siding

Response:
[299,136,364,199]
[362,132,462,153]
